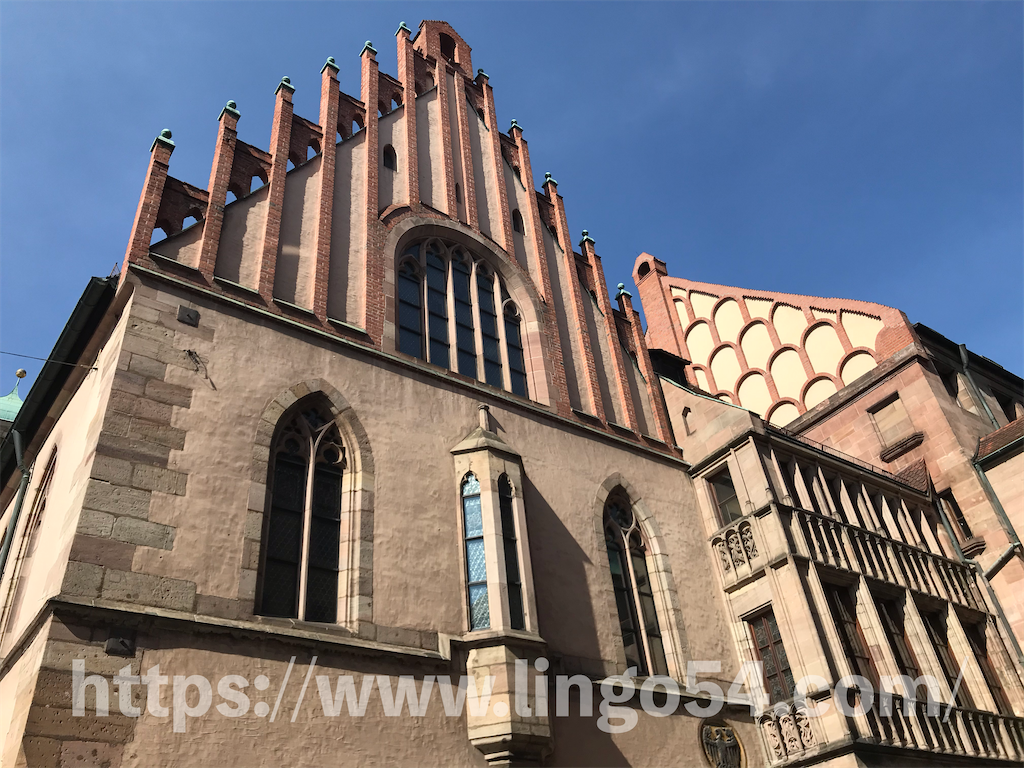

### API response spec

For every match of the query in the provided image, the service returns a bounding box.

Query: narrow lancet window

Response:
[397,260,424,360]
[462,473,490,629]
[504,303,528,397]
[477,269,503,388]
[426,245,451,369]
[604,495,667,676]
[499,475,524,630]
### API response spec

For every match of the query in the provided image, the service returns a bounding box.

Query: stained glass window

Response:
[462,474,490,630]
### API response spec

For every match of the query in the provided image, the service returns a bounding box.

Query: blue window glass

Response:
[462,473,490,629]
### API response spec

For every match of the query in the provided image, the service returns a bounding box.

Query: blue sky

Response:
[2,2,1021,394]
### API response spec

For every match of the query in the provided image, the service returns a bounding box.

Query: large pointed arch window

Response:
[259,402,346,623]
[605,494,668,676]
[395,238,529,398]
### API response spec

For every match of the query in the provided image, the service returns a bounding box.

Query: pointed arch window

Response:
[462,473,490,630]
[395,238,529,398]
[605,494,667,676]
[259,403,346,623]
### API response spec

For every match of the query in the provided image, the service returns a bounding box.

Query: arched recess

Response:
[802,321,845,378]
[840,350,877,386]
[592,474,689,680]
[802,376,839,411]
[382,216,555,407]
[766,400,801,427]
[247,379,375,630]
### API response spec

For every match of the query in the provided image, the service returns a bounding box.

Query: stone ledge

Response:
[879,432,925,463]
[48,596,449,662]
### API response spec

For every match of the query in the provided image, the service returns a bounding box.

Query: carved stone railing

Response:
[761,693,1024,765]
[759,703,819,763]
[860,696,1024,763]
[709,507,792,590]
[787,508,984,611]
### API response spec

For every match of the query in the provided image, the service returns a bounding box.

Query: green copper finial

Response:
[510,119,520,131]
[151,128,175,152]
[220,100,241,120]
[477,68,488,80]
[396,21,412,36]
[580,230,596,247]
[361,40,377,56]
[616,282,632,300]
[322,56,339,74]
[544,172,557,186]
[276,75,295,95]
[0,371,25,424]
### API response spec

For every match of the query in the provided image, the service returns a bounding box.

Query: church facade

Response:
[1,20,1023,768]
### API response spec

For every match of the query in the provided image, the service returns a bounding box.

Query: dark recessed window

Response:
[382,144,397,171]
[709,468,743,526]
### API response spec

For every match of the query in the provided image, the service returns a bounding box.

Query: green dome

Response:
[0,380,23,423]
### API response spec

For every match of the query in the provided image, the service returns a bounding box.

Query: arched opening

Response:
[440,33,457,63]
[604,491,668,676]
[226,190,238,204]
[383,144,397,171]
[182,215,199,230]
[287,159,296,171]
[250,175,266,194]
[455,183,463,204]
[637,261,651,278]
[150,227,166,245]
[307,142,319,161]
[257,398,347,623]
[511,209,524,234]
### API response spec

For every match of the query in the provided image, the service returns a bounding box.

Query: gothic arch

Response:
[245,379,375,629]
[382,216,556,406]
[592,474,690,679]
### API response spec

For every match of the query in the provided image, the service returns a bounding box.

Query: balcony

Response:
[709,504,984,611]
[759,697,1024,765]
[787,506,984,611]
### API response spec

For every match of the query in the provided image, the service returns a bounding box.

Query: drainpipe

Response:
[959,344,999,429]
[984,542,1023,581]
[968,557,1024,669]
[0,431,30,582]
[974,457,1022,550]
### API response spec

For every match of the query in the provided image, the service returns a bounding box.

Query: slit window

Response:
[499,475,525,630]
[383,144,397,170]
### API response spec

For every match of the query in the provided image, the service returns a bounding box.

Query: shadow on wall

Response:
[551,702,631,766]
[521,475,602,663]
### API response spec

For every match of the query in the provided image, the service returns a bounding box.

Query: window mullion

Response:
[419,247,430,364]
[621,527,652,676]
[297,436,316,621]
[496,290,512,393]
[445,256,458,372]
[470,261,485,382]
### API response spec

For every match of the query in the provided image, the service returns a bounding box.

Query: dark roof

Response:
[0,276,117,488]
[977,418,1024,463]
[894,458,929,493]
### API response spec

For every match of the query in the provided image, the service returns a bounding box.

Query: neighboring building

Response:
[1,19,1023,768]
[634,256,1024,655]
